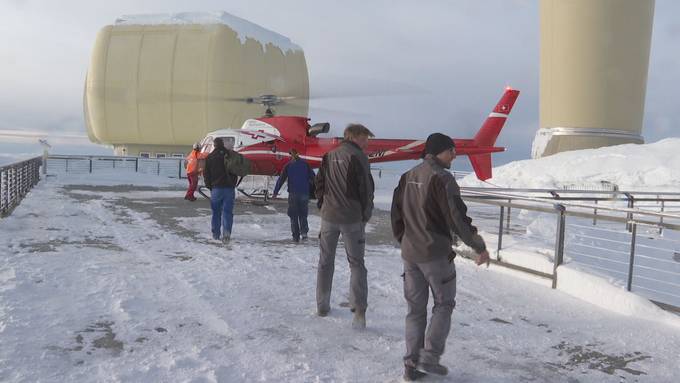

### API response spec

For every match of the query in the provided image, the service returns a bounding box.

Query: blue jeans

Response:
[287,193,309,240]
[210,187,235,239]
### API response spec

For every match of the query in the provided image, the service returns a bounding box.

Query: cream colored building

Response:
[534,0,655,158]
[84,12,309,157]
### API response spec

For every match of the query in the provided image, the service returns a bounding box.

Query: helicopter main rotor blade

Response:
[0,129,89,140]
[308,75,427,100]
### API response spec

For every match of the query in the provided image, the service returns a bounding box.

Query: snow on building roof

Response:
[114,11,302,53]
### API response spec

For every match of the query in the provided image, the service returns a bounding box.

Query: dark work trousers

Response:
[185,173,199,200]
[287,193,310,240]
[403,257,457,365]
[317,220,367,313]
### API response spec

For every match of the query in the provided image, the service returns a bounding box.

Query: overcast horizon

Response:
[1,0,679,168]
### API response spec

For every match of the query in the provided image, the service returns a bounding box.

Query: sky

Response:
[0,0,679,166]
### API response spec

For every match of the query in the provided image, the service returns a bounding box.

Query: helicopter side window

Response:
[309,122,330,137]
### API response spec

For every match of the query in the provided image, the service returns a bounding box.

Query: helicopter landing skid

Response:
[198,186,211,201]
[237,188,271,204]
[197,185,273,205]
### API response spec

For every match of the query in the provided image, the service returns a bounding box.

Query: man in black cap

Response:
[391,132,490,380]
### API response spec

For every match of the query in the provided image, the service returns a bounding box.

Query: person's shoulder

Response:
[208,149,224,158]
[434,168,455,186]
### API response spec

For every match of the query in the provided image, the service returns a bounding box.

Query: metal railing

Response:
[459,187,680,313]
[1,156,42,217]
[46,155,187,179]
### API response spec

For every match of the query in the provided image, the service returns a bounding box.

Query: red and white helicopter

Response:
[199,87,519,189]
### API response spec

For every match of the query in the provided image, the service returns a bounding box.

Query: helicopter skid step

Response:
[198,185,274,205]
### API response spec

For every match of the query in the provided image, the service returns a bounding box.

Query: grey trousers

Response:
[316,220,367,313]
[403,257,457,365]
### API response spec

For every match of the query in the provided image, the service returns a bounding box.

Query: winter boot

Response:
[222,232,231,244]
[351,310,366,330]
[416,361,448,376]
[403,362,426,381]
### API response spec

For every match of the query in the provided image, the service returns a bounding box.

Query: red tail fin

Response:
[469,154,492,181]
[473,88,520,147]
[469,88,520,181]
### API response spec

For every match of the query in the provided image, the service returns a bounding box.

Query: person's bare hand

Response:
[475,250,490,267]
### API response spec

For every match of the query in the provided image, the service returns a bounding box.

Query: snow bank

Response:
[557,265,680,329]
[461,138,680,190]
[115,12,302,53]
[454,138,680,327]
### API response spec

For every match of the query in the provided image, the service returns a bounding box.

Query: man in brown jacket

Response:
[391,132,490,380]
[315,124,375,330]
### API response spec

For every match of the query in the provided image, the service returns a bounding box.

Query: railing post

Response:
[1,170,6,214]
[659,200,665,235]
[89,158,93,173]
[627,223,637,291]
[21,165,26,194]
[506,199,511,232]
[593,199,598,226]
[42,150,47,175]
[625,193,634,232]
[135,158,139,173]
[157,161,160,175]
[497,205,505,260]
[552,204,566,289]
[65,158,69,173]
[178,160,182,179]
[11,167,16,206]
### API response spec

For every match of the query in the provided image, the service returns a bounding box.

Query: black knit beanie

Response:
[423,133,455,157]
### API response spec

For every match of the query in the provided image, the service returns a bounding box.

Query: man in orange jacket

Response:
[184,142,205,201]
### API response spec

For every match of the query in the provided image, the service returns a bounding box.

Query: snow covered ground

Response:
[1,165,680,382]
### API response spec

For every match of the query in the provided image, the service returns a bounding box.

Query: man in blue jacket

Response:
[273,149,316,242]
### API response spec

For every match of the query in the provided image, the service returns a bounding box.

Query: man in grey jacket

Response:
[315,124,375,330]
[391,133,490,380]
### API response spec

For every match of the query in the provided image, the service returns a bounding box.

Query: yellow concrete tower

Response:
[534,0,655,158]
